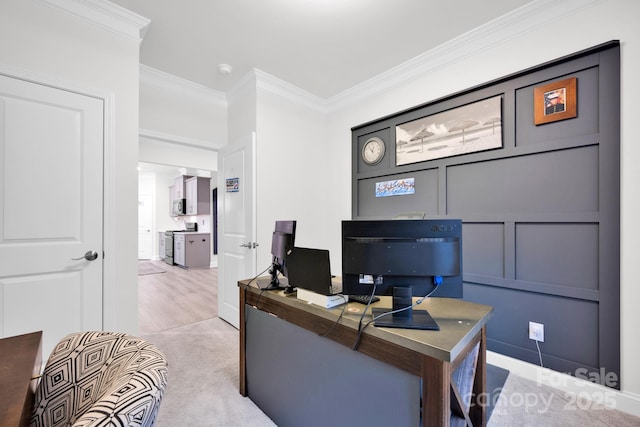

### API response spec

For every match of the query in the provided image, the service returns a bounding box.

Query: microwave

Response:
[172,198,186,216]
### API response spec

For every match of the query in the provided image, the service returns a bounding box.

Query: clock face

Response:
[362,137,385,165]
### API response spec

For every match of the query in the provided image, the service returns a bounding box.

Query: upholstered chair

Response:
[30,331,168,427]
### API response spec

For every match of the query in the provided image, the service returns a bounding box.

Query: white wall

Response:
[0,0,143,333]
[323,0,640,405]
[140,66,227,148]
[139,135,219,171]
[255,82,330,272]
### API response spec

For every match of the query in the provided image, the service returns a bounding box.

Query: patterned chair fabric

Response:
[30,331,168,427]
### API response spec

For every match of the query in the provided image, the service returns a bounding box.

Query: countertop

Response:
[171,231,209,235]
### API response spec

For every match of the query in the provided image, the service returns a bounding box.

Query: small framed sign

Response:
[226,177,239,192]
[534,77,577,125]
[375,178,415,198]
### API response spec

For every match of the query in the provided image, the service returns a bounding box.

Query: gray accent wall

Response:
[351,42,620,387]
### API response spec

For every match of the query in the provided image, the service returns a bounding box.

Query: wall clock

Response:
[361,137,385,165]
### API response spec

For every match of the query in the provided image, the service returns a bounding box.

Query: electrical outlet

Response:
[529,321,544,342]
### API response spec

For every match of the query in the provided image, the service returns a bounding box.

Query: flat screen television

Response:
[265,220,297,292]
[341,219,462,330]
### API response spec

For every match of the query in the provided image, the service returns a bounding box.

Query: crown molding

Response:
[326,0,603,112]
[226,68,258,106]
[140,64,227,108]
[139,128,225,151]
[254,69,328,114]
[36,0,150,42]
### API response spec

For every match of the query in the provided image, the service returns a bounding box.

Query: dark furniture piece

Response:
[239,277,493,426]
[0,331,42,427]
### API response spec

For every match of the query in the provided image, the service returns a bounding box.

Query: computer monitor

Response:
[341,219,462,330]
[265,220,297,292]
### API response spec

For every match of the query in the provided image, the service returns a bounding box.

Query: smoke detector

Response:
[218,64,233,75]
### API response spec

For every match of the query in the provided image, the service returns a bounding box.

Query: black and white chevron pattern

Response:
[30,331,168,427]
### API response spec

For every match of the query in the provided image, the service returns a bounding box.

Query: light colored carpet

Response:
[140,313,640,426]
[142,317,276,426]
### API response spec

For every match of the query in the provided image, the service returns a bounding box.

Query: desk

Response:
[0,331,42,427]
[239,278,493,427]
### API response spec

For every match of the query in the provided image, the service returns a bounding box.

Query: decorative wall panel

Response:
[351,41,620,387]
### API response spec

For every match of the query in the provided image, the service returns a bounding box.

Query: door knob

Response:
[240,242,252,248]
[72,250,99,261]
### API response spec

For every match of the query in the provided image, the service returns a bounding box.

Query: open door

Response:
[217,132,257,328]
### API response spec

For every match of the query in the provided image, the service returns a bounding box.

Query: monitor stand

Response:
[263,263,284,291]
[371,286,439,331]
[263,263,295,294]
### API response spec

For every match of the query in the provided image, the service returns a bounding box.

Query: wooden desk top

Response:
[0,331,43,427]
[239,277,493,363]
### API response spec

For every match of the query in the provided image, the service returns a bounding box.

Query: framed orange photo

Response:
[534,77,577,125]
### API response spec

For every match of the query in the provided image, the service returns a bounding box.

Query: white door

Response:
[217,132,257,328]
[0,74,103,357]
[138,193,153,259]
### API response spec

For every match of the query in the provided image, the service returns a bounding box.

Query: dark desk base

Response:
[239,283,488,427]
[0,331,42,427]
[246,306,420,426]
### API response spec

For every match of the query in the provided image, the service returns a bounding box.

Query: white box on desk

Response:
[296,288,348,308]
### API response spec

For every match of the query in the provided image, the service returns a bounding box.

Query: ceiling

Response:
[110,0,535,99]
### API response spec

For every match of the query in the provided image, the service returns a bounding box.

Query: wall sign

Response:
[226,177,239,192]
[375,178,415,197]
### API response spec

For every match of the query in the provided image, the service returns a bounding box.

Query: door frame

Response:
[0,63,116,330]
[217,132,257,328]
[138,192,154,260]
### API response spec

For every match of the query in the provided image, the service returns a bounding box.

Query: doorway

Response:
[137,162,218,333]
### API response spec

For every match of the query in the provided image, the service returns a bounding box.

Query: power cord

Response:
[245,263,275,310]
[242,263,273,291]
[351,284,379,350]
[535,340,544,367]
[351,278,442,351]
[319,295,349,338]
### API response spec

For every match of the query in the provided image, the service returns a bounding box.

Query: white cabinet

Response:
[158,232,166,259]
[174,175,191,199]
[169,185,176,216]
[170,176,193,217]
[185,176,211,215]
[174,233,185,266]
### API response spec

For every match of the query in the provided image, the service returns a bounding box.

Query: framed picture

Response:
[395,95,502,166]
[534,77,577,125]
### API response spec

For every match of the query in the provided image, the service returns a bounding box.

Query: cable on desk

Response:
[245,263,273,311]
[351,284,378,351]
[319,295,349,338]
[351,282,441,351]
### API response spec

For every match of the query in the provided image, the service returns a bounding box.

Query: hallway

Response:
[138,260,217,334]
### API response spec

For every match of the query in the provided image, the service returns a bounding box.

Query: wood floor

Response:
[138,260,217,335]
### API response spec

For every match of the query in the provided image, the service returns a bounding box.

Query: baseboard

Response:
[487,351,640,418]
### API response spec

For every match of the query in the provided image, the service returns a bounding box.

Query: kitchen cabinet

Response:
[173,232,210,268]
[185,176,211,215]
[173,175,192,200]
[170,175,193,217]
[168,186,176,217]
[174,233,185,266]
[158,232,166,260]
